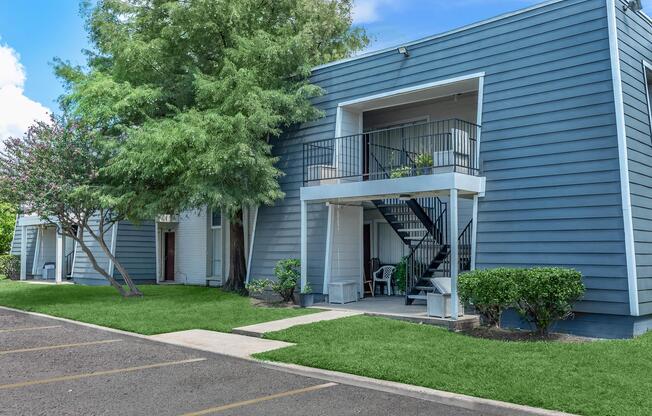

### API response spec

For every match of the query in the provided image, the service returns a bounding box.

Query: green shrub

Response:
[390,166,411,179]
[0,254,19,280]
[273,258,301,302]
[393,257,407,293]
[415,153,434,175]
[514,267,585,335]
[245,279,273,295]
[458,268,519,327]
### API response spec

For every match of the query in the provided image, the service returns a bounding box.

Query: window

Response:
[211,209,222,228]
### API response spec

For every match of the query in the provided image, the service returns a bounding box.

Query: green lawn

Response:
[0,281,316,335]
[257,315,652,416]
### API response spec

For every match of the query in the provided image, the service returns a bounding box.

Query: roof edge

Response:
[313,0,569,72]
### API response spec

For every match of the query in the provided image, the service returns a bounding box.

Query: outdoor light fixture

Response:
[398,194,411,201]
[397,46,409,57]
[623,0,643,12]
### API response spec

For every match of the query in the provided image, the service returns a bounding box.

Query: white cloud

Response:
[0,44,50,143]
[352,0,394,24]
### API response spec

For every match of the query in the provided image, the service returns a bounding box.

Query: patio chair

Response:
[373,265,395,296]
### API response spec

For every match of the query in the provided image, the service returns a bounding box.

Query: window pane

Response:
[212,210,222,227]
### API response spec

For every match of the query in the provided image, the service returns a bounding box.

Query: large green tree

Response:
[57,0,367,292]
[0,203,17,254]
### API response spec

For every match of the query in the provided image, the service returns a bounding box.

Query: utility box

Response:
[328,281,358,304]
[42,263,56,280]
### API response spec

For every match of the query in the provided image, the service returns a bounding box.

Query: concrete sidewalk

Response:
[150,330,294,359]
[232,310,362,337]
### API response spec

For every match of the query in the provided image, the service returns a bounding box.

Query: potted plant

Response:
[390,166,411,179]
[299,283,314,308]
[415,153,434,175]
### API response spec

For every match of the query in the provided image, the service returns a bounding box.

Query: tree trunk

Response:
[73,235,129,297]
[86,224,143,297]
[83,224,142,297]
[223,209,247,294]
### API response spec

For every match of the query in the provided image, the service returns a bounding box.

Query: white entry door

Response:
[211,210,223,277]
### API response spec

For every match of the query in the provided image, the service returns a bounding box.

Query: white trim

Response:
[338,73,485,110]
[19,225,27,280]
[607,0,639,316]
[322,204,334,295]
[313,1,567,71]
[55,229,64,283]
[358,207,364,299]
[31,226,42,276]
[70,240,78,279]
[246,206,259,283]
[449,188,459,320]
[301,172,485,203]
[300,200,308,291]
[475,75,485,170]
[471,195,479,271]
[245,206,259,284]
[107,222,119,279]
[643,60,652,137]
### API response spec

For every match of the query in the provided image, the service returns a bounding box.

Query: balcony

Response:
[303,119,480,186]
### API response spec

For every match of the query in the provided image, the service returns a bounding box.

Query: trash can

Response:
[42,262,56,280]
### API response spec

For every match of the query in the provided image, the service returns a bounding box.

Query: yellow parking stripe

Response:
[0,325,62,333]
[0,358,206,390]
[181,382,338,415]
[0,339,122,355]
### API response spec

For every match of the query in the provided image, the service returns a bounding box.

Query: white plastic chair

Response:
[373,265,395,296]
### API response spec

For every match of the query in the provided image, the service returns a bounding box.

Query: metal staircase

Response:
[372,196,472,304]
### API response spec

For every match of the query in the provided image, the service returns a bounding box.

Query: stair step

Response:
[407,294,428,300]
[397,228,427,233]
[414,286,436,291]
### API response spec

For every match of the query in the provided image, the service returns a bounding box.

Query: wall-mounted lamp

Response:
[397,46,410,57]
[623,0,643,12]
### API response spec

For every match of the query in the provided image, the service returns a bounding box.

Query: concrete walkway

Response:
[150,330,294,359]
[232,310,362,338]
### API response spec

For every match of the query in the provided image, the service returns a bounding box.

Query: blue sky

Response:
[0,0,650,140]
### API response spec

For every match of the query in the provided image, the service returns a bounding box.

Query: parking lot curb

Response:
[0,305,577,416]
[257,361,578,416]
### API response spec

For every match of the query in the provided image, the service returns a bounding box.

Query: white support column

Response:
[471,194,479,270]
[55,228,64,283]
[300,200,308,291]
[19,225,27,281]
[450,188,459,320]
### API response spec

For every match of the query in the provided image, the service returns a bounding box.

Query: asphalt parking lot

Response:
[0,308,486,416]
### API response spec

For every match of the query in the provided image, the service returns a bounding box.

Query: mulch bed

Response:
[461,326,597,343]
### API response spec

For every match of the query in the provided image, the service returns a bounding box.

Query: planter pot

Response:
[299,293,314,308]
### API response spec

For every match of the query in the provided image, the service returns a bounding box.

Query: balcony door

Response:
[364,118,428,179]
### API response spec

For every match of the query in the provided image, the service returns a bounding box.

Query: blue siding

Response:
[73,219,156,285]
[616,6,652,315]
[252,0,630,315]
[113,220,156,282]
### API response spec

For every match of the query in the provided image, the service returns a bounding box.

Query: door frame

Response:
[163,231,175,282]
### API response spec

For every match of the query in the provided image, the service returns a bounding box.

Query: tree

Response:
[57,0,368,293]
[0,203,17,254]
[0,115,142,297]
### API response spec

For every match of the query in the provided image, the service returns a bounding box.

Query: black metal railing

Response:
[65,251,74,277]
[303,119,480,185]
[459,220,473,272]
